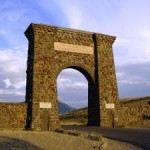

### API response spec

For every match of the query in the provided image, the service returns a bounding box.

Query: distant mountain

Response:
[58,101,75,114]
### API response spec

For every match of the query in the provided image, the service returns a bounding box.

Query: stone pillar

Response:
[25,24,60,130]
[94,34,119,127]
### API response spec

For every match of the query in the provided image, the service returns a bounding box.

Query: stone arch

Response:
[25,23,119,130]
[55,63,94,81]
[56,64,97,125]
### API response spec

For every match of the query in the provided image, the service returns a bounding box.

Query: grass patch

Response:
[55,128,66,133]
[55,128,81,137]
[120,96,150,104]
[87,132,104,142]
[67,130,81,136]
[60,108,87,125]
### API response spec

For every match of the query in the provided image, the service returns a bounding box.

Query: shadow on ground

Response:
[0,136,42,150]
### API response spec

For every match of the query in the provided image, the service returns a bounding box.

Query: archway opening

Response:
[57,67,95,126]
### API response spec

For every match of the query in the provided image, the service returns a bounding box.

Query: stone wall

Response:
[116,104,150,127]
[0,103,27,129]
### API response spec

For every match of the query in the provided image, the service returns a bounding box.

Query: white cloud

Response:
[3,79,26,90]
[58,77,87,90]
[58,4,83,28]
[0,46,27,73]
[0,46,27,102]
[119,80,141,85]
[114,37,131,48]
[12,80,26,90]
[116,72,125,77]
[57,68,88,108]
[0,89,24,96]
[59,69,82,76]
[115,57,150,68]
[0,0,43,48]
[116,58,150,98]
[3,79,12,88]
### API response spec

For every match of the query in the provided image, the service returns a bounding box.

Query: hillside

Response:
[60,96,150,127]
[120,96,150,104]
[60,107,88,125]
[58,101,75,114]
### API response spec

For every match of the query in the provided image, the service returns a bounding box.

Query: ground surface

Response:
[62,125,150,150]
[0,130,143,150]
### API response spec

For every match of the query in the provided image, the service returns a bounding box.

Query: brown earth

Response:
[0,130,143,150]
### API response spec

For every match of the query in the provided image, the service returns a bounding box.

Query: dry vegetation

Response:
[0,130,143,150]
[120,96,150,105]
[60,107,88,125]
[60,96,150,128]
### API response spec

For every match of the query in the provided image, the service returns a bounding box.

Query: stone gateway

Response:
[0,23,149,130]
[25,23,119,130]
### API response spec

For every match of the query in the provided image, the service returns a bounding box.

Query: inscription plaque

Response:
[40,102,52,108]
[54,42,93,54]
[105,103,115,109]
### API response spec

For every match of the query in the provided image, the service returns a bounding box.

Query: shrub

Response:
[55,128,81,136]
[87,132,104,142]
[55,128,65,133]
[67,130,81,136]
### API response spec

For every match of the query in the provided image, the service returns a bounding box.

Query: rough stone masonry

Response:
[0,23,149,130]
[24,23,119,130]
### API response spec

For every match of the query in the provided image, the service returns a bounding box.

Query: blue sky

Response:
[0,0,150,108]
